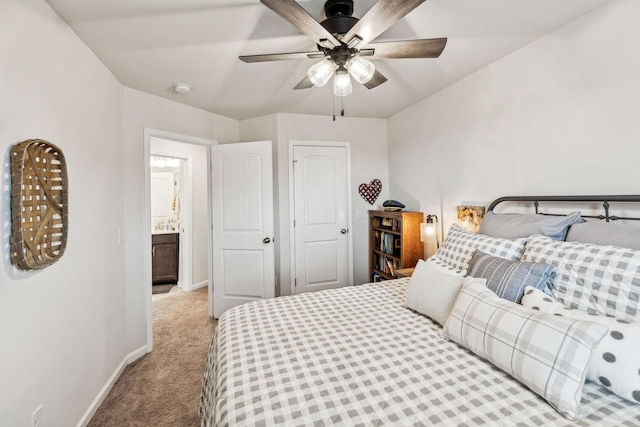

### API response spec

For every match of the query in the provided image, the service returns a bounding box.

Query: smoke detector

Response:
[173,83,191,94]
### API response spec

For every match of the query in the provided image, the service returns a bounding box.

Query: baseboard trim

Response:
[76,345,148,427]
[126,345,148,364]
[192,280,208,290]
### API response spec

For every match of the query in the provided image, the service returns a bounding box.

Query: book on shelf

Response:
[376,254,399,276]
[376,232,396,255]
[385,258,395,277]
[380,217,401,232]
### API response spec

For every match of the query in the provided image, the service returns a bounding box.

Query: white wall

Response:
[241,113,389,293]
[239,114,281,293]
[0,4,241,423]
[0,0,125,425]
[388,0,640,235]
[122,88,239,353]
[150,138,209,288]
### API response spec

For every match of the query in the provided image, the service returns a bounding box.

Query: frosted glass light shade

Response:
[333,71,352,96]
[308,59,336,87]
[420,215,439,259]
[347,56,375,84]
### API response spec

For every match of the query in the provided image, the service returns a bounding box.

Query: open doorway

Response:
[150,154,186,298]
[143,129,216,352]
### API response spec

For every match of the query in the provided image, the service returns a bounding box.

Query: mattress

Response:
[200,279,640,426]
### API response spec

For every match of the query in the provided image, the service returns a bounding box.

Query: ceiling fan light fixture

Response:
[347,56,375,84]
[308,59,336,87]
[333,69,352,97]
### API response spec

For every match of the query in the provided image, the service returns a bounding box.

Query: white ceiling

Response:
[45,0,611,121]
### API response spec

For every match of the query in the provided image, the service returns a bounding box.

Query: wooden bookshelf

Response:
[369,210,424,282]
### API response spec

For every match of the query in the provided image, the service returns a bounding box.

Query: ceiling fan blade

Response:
[260,0,341,49]
[366,38,447,59]
[363,70,388,89]
[342,0,425,48]
[240,51,324,63]
[293,76,314,90]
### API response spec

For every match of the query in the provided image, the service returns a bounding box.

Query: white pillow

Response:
[404,257,472,326]
[444,280,608,420]
[436,224,527,272]
[522,286,640,404]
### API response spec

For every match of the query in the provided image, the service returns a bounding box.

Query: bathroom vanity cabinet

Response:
[152,232,179,284]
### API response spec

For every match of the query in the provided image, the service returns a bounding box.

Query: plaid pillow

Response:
[467,250,554,303]
[521,235,640,322]
[444,280,607,420]
[522,286,640,405]
[436,224,527,272]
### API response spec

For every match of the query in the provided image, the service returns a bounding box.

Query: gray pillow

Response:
[479,211,584,240]
[565,221,640,250]
[467,250,554,303]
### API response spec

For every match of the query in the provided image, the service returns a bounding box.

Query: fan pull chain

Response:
[332,94,336,121]
[332,95,346,121]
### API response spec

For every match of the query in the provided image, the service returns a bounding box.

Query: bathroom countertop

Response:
[152,230,179,235]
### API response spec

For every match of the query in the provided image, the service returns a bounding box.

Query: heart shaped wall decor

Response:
[358,179,382,205]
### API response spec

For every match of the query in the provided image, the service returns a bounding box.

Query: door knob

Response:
[263,237,271,244]
[340,228,348,234]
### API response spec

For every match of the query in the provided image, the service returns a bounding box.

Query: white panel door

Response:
[293,145,350,294]
[212,141,274,318]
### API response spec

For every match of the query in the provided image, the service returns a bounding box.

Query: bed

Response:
[200,196,640,426]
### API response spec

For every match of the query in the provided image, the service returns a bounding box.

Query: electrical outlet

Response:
[118,228,125,244]
[32,404,43,427]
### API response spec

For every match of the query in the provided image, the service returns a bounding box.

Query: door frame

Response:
[143,128,217,352]
[288,140,354,296]
[150,150,193,292]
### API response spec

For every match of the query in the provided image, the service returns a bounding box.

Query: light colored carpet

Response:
[88,286,216,426]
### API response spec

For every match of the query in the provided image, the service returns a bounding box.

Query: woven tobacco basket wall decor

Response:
[10,139,69,269]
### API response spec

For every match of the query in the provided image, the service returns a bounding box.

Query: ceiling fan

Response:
[240,0,447,97]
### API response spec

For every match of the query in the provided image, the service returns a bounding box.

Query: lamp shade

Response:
[347,56,375,84]
[420,215,439,259]
[333,69,352,97]
[308,59,336,87]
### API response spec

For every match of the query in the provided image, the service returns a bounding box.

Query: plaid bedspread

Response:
[200,280,640,426]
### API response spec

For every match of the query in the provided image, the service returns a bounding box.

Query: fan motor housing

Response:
[324,0,353,17]
[320,15,358,36]
[321,0,357,36]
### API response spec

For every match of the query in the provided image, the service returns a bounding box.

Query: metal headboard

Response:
[487,195,640,222]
